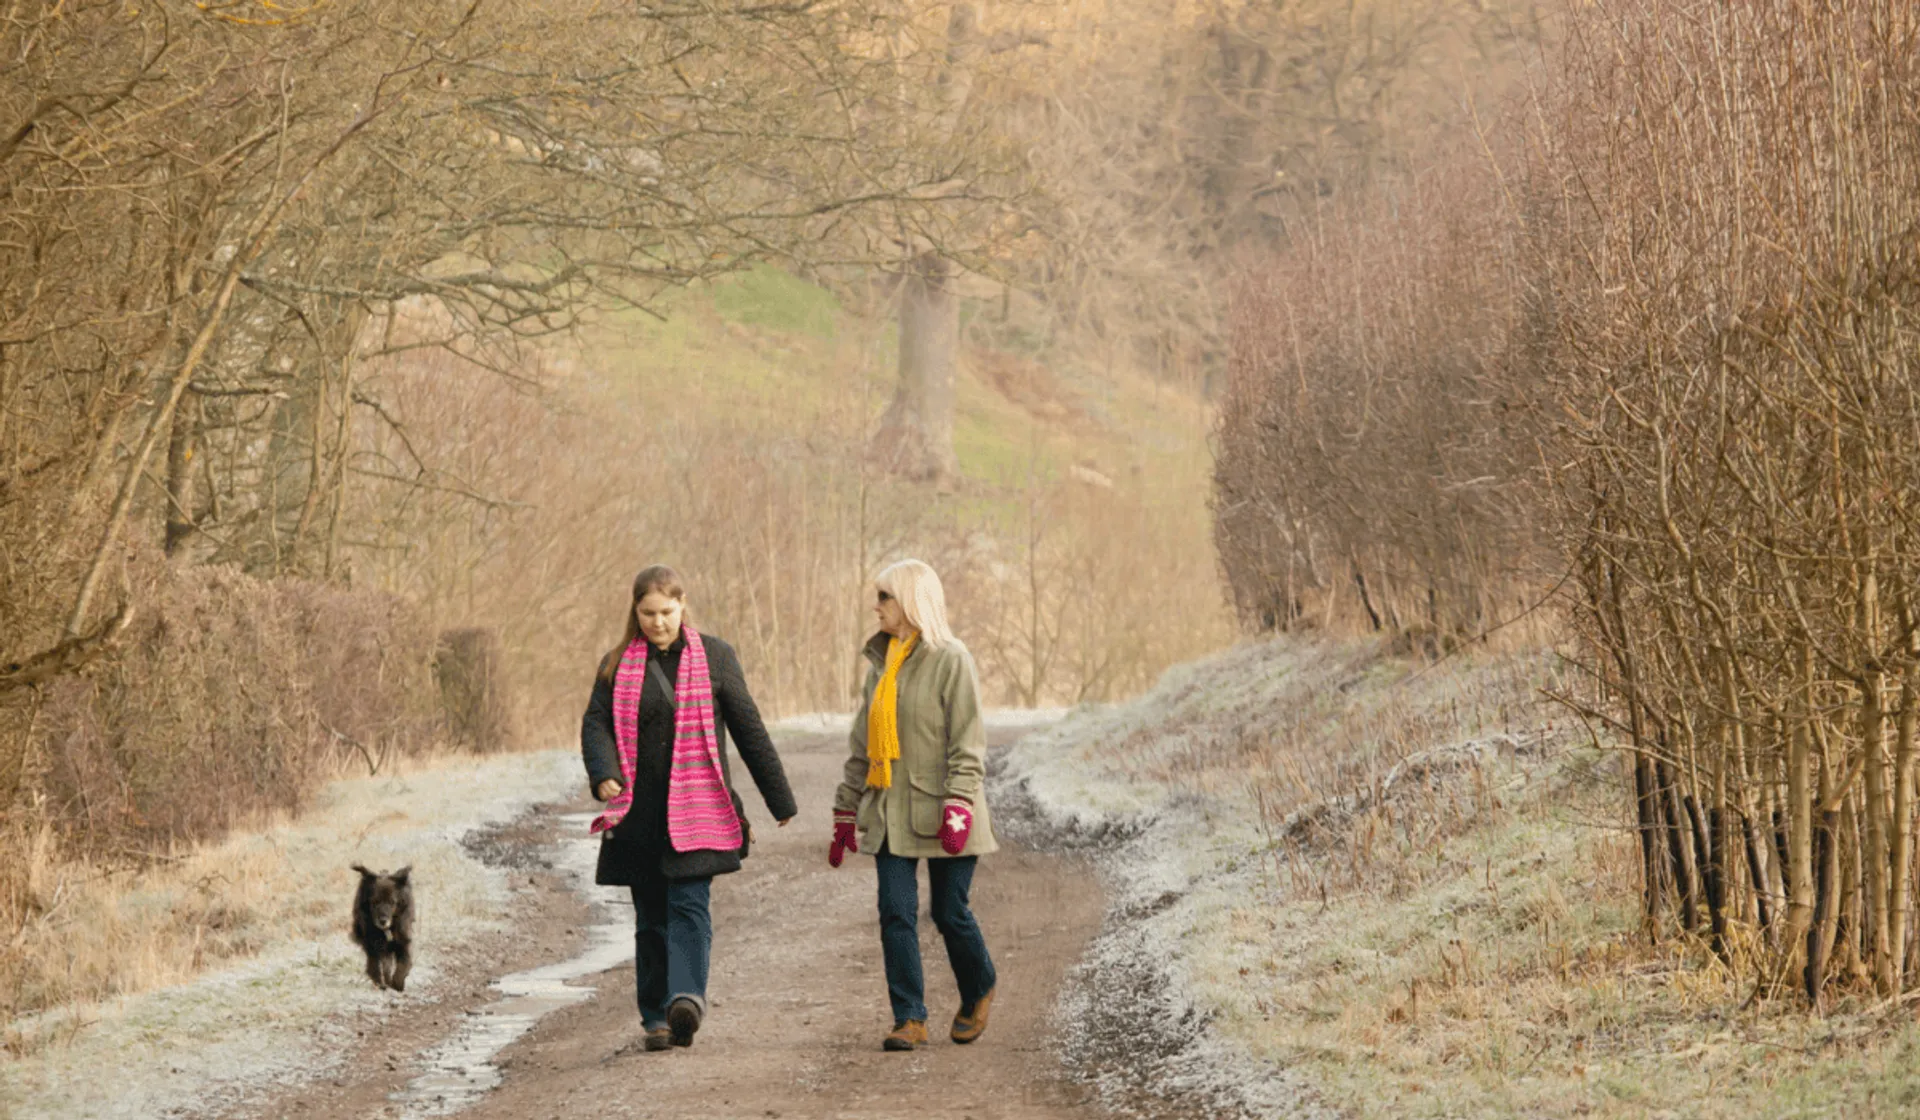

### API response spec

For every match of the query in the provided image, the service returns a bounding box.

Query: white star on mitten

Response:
[939,800,974,853]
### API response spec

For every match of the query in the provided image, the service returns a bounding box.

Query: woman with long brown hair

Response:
[581,565,795,1051]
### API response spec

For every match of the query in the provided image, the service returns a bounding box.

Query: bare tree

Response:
[1213,153,1548,643]
[1215,0,1920,1007]
[0,0,999,686]
[1000,0,1544,391]
[869,1,1044,482]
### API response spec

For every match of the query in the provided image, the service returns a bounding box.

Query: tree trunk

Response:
[1683,789,1715,939]
[1635,750,1665,927]
[870,2,981,485]
[292,304,364,574]
[1786,709,1816,990]
[1352,559,1384,632]
[1863,672,1894,992]
[1772,801,1792,911]
[163,389,202,556]
[1806,752,1841,1008]
[1805,809,1835,1005]
[1744,809,1773,930]
[1839,795,1868,987]
[870,252,959,483]
[1702,798,1731,958]
[65,238,263,638]
[1889,665,1918,994]
[1718,655,1755,934]
[1600,544,1662,928]
[1660,760,1699,932]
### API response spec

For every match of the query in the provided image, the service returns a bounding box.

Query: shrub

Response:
[434,628,516,754]
[1213,156,1549,642]
[19,540,442,859]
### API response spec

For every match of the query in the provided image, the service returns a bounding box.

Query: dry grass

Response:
[0,745,579,1119]
[1027,633,1920,1117]
[351,272,1230,733]
[0,738,514,1043]
[1210,779,1920,1117]
[0,547,449,1019]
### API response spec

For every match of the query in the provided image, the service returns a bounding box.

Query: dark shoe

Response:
[951,987,994,1044]
[667,998,702,1048]
[882,1019,929,1051]
[643,1026,672,1052]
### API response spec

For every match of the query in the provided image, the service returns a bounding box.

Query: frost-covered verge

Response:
[997,639,1357,1120]
[998,635,1560,1119]
[0,749,580,1120]
[1004,633,1920,1119]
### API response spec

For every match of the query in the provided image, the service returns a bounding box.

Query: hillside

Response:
[579,265,1212,506]
[351,264,1231,728]
[1,263,1231,1034]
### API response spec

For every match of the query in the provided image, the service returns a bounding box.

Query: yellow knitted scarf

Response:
[865,634,917,789]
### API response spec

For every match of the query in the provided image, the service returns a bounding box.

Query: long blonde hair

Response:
[875,559,956,648]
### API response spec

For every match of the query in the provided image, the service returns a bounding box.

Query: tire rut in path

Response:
[212,802,598,1120]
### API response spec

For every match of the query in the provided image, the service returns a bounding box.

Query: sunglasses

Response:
[876,590,894,603]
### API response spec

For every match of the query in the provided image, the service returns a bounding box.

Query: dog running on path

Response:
[350,863,414,991]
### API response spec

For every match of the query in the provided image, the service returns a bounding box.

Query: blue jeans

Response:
[875,847,997,1025]
[629,875,712,1029]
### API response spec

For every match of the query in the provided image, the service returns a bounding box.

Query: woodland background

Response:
[10,0,1916,1067]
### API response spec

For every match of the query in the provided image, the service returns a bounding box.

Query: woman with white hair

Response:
[828,558,998,1052]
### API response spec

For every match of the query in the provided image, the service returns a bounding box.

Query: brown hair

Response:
[597,565,687,681]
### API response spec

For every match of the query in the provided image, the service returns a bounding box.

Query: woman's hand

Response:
[938,797,974,855]
[777,816,793,827]
[828,810,858,867]
[595,778,623,802]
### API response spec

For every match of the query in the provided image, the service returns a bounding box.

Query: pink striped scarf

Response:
[588,627,744,851]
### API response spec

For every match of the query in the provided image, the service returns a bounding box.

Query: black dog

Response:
[349,863,414,991]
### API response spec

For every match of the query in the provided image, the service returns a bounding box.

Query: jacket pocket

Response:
[906,776,944,838]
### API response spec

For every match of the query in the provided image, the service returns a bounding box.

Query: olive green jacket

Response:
[833,631,998,858]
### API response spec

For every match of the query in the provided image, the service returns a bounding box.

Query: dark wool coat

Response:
[581,632,796,884]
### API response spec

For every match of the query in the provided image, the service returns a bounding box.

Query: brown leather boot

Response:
[667,998,702,1048]
[950,988,994,1044]
[882,1019,929,1051]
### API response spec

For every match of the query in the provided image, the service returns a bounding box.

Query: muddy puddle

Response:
[390,811,625,1118]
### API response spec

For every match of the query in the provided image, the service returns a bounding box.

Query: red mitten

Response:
[828,810,859,868]
[939,798,974,855]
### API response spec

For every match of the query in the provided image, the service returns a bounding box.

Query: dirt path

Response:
[249,726,1107,1120]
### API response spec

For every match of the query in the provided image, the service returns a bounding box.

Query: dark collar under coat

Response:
[863,630,924,669]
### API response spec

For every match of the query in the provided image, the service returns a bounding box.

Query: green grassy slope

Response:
[581,266,1212,507]
[555,265,1230,709]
